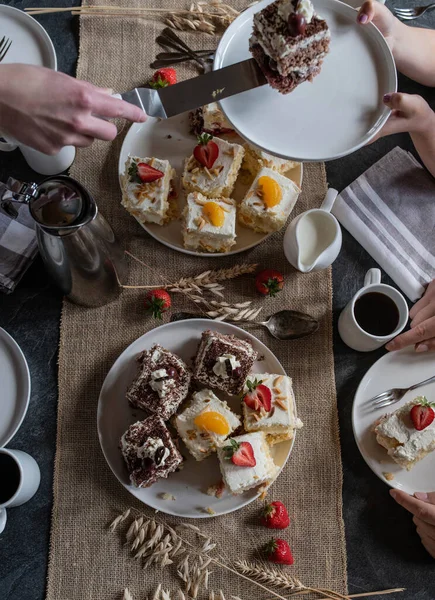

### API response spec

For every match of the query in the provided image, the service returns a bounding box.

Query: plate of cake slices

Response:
[352,347,435,495]
[97,320,302,517]
[118,105,303,256]
[213,0,397,162]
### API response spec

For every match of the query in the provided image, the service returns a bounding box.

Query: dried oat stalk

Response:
[233,561,305,591]
[163,2,258,35]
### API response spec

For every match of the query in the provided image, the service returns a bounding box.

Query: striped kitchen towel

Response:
[332,147,435,302]
[0,178,38,294]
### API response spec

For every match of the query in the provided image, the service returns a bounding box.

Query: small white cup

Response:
[338,268,409,352]
[0,134,75,176]
[0,448,41,534]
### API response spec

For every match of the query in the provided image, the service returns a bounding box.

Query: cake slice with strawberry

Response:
[182,134,244,199]
[217,431,278,495]
[242,374,302,444]
[121,155,176,226]
[373,396,435,470]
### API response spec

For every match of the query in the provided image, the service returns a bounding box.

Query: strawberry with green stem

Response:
[410,396,435,431]
[193,133,219,169]
[223,439,256,467]
[243,377,272,412]
[144,289,171,320]
[255,269,284,297]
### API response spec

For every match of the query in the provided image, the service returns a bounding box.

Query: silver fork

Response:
[0,36,12,62]
[368,374,435,409]
[393,4,435,20]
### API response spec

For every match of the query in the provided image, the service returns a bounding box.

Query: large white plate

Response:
[0,328,31,448]
[119,116,302,257]
[98,319,296,517]
[352,348,435,494]
[0,5,57,70]
[214,0,397,162]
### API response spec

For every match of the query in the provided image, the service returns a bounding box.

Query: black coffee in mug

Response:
[0,453,21,504]
[354,292,400,336]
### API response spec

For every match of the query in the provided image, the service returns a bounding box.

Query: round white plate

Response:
[0,328,31,448]
[352,348,435,494]
[98,319,296,517]
[119,116,302,257]
[0,5,57,70]
[214,0,397,162]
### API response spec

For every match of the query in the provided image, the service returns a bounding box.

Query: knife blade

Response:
[117,58,266,119]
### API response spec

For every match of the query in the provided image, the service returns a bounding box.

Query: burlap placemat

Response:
[46,2,347,599]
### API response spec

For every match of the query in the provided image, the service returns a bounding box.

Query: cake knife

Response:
[114,59,266,119]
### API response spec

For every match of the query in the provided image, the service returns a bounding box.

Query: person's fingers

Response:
[383,92,419,117]
[421,537,435,558]
[390,489,435,526]
[415,491,435,504]
[410,302,435,328]
[373,115,411,140]
[357,1,375,24]
[67,133,95,148]
[414,517,435,543]
[414,338,435,353]
[410,294,432,320]
[385,316,435,351]
[90,90,146,123]
[77,116,118,141]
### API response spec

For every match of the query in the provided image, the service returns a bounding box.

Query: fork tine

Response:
[0,36,6,52]
[394,8,415,14]
[0,39,12,62]
[367,390,391,403]
[374,397,399,410]
[373,394,394,405]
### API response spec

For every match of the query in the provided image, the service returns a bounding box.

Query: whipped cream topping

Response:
[149,368,174,398]
[278,0,314,24]
[121,434,170,466]
[213,354,241,379]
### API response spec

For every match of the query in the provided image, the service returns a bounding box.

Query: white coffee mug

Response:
[338,268,409,352]
[0,135,75,176]
[0,448,41,534]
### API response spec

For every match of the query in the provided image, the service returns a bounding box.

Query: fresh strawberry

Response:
[137,162,164,183]
[193,133,219,169]
[150,67,177,88]
[144,289,171,320]
[265,538,294,565]
[261,501,290,529]
[410,397,435,431]
[243,378,272,412]
[255,269,284,297]
[223,439,256,467]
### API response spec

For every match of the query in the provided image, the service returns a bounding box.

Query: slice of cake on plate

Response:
[217,431,278,495]
[239,167,300,233]
[175,389,241,461]
[126,344,191,420]
[242,142,299,176]
[193,330,257,395]
[250,0,331,94]
[242,374,303,444]
[121,155,176,226]
[182,135,244,198]
[190,103,235,137]
[182,192,237,253]
[373,396,435,470]
[120,416,183,487]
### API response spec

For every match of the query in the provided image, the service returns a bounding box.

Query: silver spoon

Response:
[171,310,319,341]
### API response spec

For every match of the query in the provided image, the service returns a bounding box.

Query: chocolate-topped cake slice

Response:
[126,344,191,419]
[250,0,330,94]
[120,416,183,487]
[193,330,257,395]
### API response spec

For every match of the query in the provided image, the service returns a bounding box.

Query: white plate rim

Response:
[352,348,435,492]
[97,318,296,518]
[0,4,57,71]
[118,119,303,257]
[0,327,31,448]
[213,0,397,162]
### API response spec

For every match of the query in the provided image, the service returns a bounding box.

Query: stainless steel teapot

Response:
[0,175,127,307]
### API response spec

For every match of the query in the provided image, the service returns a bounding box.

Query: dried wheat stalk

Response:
[123,589,134,600]
[234,561,305,592]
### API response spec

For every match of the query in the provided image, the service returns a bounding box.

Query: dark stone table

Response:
[1,1,435,598]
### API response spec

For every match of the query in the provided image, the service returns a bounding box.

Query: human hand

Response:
[390,489,435,558]
[357,1,401,51]
[0,64,146,155]
[386,280,435,352]
[372,93,435,142]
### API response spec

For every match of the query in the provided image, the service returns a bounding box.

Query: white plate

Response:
[352,348,435,494]
[97,319,296,518]
[0,328,31,448]
[0,5,57,70]
[119,116,302,257]
[214,0,397,162]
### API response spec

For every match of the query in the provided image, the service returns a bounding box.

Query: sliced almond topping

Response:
[221,205,231,213]
[274,376,284,386]
[194,197,207,206]
[192,167,200,174]
[275,398,288,410]
[197,217,206,231]
[204,167,214,180]
[224,150,232,156]
[221,197,235,205]
[273,386,281,394]
[252,413,261,422]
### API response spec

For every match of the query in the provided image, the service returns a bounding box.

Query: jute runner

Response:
[46,2,347,599]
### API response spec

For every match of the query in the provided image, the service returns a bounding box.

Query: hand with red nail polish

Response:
[390,489,435,558]
[386,280,435,353]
